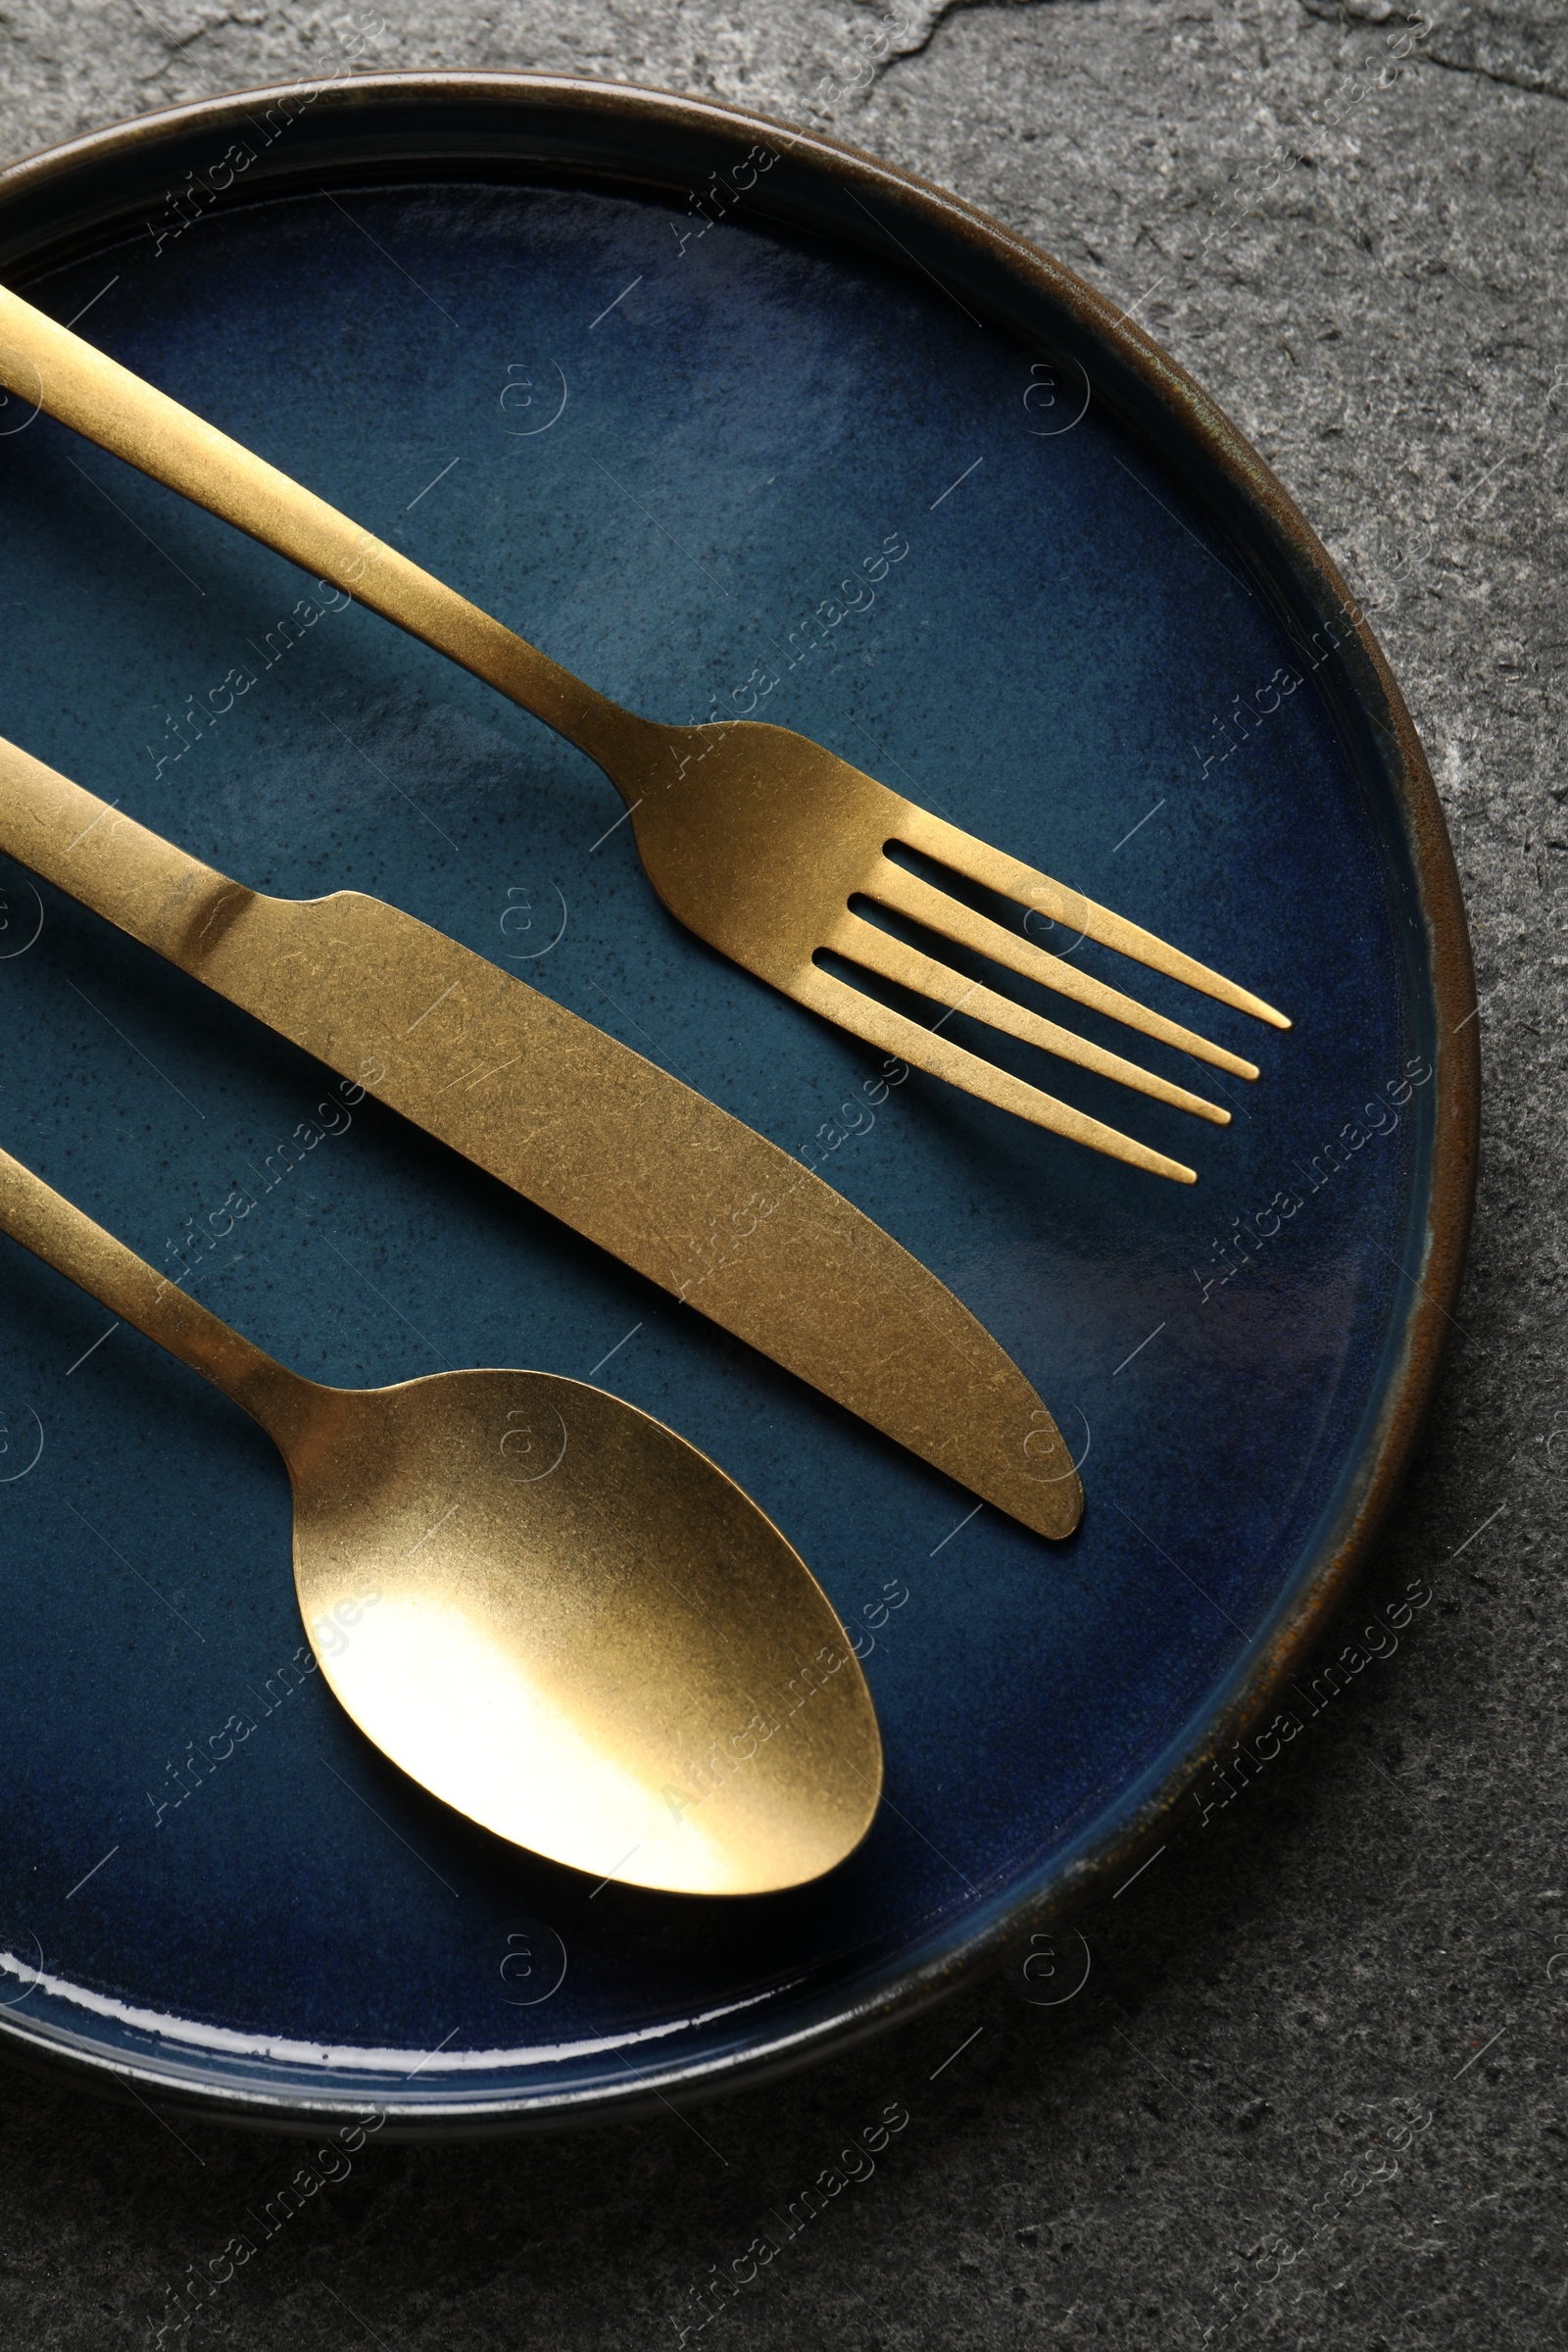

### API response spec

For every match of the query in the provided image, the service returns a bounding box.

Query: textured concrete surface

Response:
[0,3,1563,2346]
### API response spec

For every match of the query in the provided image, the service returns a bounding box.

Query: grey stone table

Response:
[0,3,1562,2345]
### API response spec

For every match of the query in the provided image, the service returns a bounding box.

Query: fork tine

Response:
[793,964,1198,1183]
[830,910,1230,1125]
[892,805,1292,1032]
[866,858,1262,1081]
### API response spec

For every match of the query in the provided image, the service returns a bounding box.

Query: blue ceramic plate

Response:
[0,78,1474,2131]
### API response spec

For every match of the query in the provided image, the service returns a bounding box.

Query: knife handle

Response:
[0,732,245,969]
[0,741,382,1129]
[0,284,650,781]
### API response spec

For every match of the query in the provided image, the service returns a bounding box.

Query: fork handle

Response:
[0,284,648,784]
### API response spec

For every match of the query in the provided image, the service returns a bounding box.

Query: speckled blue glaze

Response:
[0,178,1432,2122]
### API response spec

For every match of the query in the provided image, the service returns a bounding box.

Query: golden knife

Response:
[0,734,1083,1539]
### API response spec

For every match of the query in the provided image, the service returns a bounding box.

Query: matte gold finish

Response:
[0,1141,883,1894]
[0,286,1288,1181]
[0,734,1085,1539]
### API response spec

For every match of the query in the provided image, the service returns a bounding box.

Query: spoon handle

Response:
[0,284,644,783]
[0,1144,309,1446]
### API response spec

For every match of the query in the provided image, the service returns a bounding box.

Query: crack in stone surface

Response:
[872,0,1093,76]
[1300,0,1568,101]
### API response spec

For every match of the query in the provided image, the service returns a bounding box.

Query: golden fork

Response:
[0,286,1289,1184]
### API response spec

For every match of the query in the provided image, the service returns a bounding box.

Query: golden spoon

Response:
[0,1143,882,1895]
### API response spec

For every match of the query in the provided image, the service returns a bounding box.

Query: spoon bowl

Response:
[287,1367,882,1894]
[0,1145,882,1895]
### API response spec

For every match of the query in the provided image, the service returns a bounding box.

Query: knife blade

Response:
[0,735,1083,1538]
